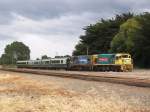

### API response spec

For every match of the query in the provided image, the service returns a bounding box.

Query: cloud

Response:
[0,0,150,59]
[0,0,150,23]
[0,12,97,58]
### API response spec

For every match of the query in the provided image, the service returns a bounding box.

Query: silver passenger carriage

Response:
[17,57,70,69]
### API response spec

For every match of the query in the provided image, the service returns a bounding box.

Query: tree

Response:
[0,41,30,64]
[73,12,134,55]
[133,13,150,67]
[110,12,150,67]
[36,58,40,60]
[0,54,12,64]
[110,18,141,53]
[41,55,49,59]
[73,42,88,55]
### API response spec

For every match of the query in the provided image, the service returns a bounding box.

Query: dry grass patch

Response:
[0,73,149,112]
[0,74,77,96]
[0,94,149,112]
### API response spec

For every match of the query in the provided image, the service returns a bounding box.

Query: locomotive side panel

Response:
[92,53,133,72]
[70,55,92,70]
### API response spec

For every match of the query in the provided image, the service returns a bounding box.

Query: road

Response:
[0,70,150,112]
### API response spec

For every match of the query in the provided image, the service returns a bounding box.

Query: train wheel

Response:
[121,65,127,72]
[105,66,108,71]
[114,66,120,72]
[102,66,105,72]
[110,66,113,71]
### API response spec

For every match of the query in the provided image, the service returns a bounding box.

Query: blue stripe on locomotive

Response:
[73,55,91,64]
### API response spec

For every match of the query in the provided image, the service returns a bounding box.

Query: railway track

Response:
[0,68,150,88]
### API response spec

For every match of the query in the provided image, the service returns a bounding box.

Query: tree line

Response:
[73,12,150,68]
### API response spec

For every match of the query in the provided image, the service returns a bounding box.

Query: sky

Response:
[0,0,150,59]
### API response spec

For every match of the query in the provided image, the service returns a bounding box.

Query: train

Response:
[17,53,133,72]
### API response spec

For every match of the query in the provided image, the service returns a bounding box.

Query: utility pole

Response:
[12,51,18,64]
[87,46,89,56]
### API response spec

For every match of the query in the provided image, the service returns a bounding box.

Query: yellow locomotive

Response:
[92,53,133,72]
[115,53,133,72]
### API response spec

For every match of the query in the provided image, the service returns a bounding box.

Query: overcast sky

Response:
[0,0,150,59]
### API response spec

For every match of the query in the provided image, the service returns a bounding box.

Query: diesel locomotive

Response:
[17,53,133,72]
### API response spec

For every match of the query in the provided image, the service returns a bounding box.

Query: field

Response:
[0,70,150,112]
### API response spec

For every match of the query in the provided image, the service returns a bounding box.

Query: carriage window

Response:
[18,62,26,64]
[34,62,38,64]
[51,60,60,64]
[122,55,128,58]
[57,60,60,64]
[45,61,49,64]
[116,56,119,60]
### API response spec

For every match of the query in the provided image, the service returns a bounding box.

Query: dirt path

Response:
[0,70,150,112]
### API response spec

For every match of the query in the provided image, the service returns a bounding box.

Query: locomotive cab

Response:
[115,53,133,71]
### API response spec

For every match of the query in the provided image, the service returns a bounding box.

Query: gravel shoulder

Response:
[1,68,150,87]
[0,70,150,112]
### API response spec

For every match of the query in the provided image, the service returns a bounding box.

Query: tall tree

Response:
[73,12,134,55]
[134,13,150,67]
[110,18,141,53]
[0,41,30,64]
[110,12,150,67]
